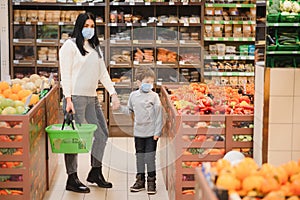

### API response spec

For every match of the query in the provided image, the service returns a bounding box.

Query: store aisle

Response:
[43,137,169,200]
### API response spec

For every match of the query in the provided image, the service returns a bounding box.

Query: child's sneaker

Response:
[147,176,156,195]
[130,174,145,192]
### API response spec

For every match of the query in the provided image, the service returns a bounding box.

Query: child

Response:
[119,66,163,194]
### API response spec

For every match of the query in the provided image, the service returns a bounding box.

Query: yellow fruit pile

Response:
[0,82,39,106]
[212,158,300,199]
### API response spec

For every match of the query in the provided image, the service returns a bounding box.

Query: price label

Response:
[133,40,138,44]
[241,56,246,60]
[14,21,19,25]
[179,61,185,65]
[293,23,299,27]
[129,2,135,5]
[13,60,19,64]
[112,2,119,5]
[180,40,185,44]
[25,22,31,25]
[24,94,32,108]
[236,4,241,7]
[156,40,162,44]
[169,1,175,5]
[37,21,43,25]
[15,2,20,5]
[141,22,147,26]
[184,23,189,26]
[133,61,139,65]
[206,55,211,59]
[218,56,223,59]
[110,61,116,65]
[76,2,82,6]
[58,21,64,25]
[110,40,116,44]
[89,2,95,6]
[274,23,279,26]
[36,39,42,43]
[227,72,233,76]
[207,3,213,7]
[183,2,188,5]
[157,61,162,65]
[126,23,132,26]
[13,39,19,43]
[111,23,117,26]
[157,22,163,26]
[156,82,162,86]
[37,60,43,64]
[292,51,298,54]
[145,2,151,5]
[60,39,65,43]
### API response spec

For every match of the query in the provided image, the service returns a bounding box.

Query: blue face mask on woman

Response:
[141,83,153,93]
[82,27,94,40]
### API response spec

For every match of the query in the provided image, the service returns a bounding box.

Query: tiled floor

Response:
[43,137,169,200]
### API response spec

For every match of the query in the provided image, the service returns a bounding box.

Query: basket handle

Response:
[61,112,75,130]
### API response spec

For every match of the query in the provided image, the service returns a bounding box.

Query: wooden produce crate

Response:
[160,85,254,200]
[44,85,59,189]
[225,115,254,157]
[161,85,226,200]
[0,86,59,199]
[0,98,47,200]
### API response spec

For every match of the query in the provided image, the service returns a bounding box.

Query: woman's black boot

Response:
[86,167,113,188]
[66,172,90,193]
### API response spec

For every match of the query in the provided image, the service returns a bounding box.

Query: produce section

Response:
[160,84,254,200]
[0,83,59,200]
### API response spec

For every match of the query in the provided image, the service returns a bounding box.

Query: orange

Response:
[22,93,39,105]
[0,81,9,91]
[3,89,12,98]
[8,93,19,101]
[17,89,32,100]
[11,84,22,94]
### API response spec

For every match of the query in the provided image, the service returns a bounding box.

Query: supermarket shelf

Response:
[204,20,256,25]
[13,21,106,26]
[204,37,255,42]
[110,1,203,6]
[13,1,106,6]
[108,22,201,27]
[267,22,300,27]
[204,71,255,76]
[204,55,255,60]
[205,3,256,8]
[267,51,300,55]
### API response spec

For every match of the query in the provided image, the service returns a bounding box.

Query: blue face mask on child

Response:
[141,83,153,93]
[82,28,94,40]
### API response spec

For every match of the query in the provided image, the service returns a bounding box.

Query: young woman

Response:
[59,12,120,193]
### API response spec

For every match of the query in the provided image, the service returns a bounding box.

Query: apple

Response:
[14,100,25,108]
[1,106,17,115]
[15,106,25,114]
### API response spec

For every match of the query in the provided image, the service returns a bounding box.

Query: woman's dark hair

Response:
[72,12,101,58]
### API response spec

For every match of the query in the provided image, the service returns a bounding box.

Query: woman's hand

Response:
[153,136,159,140]
[111,94,120,110]
[65,97,75,113]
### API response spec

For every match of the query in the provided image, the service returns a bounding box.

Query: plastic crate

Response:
[46,124,97,153]
[267,13,280,22]
[280,13,299,22]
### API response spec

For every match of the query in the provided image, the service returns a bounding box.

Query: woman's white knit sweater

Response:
[59,39,116,98]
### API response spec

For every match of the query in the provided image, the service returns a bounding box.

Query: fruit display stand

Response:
[0,86,59,199]
[160,84,254,200]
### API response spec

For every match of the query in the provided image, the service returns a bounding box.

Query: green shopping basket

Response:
[45,113,97,153]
